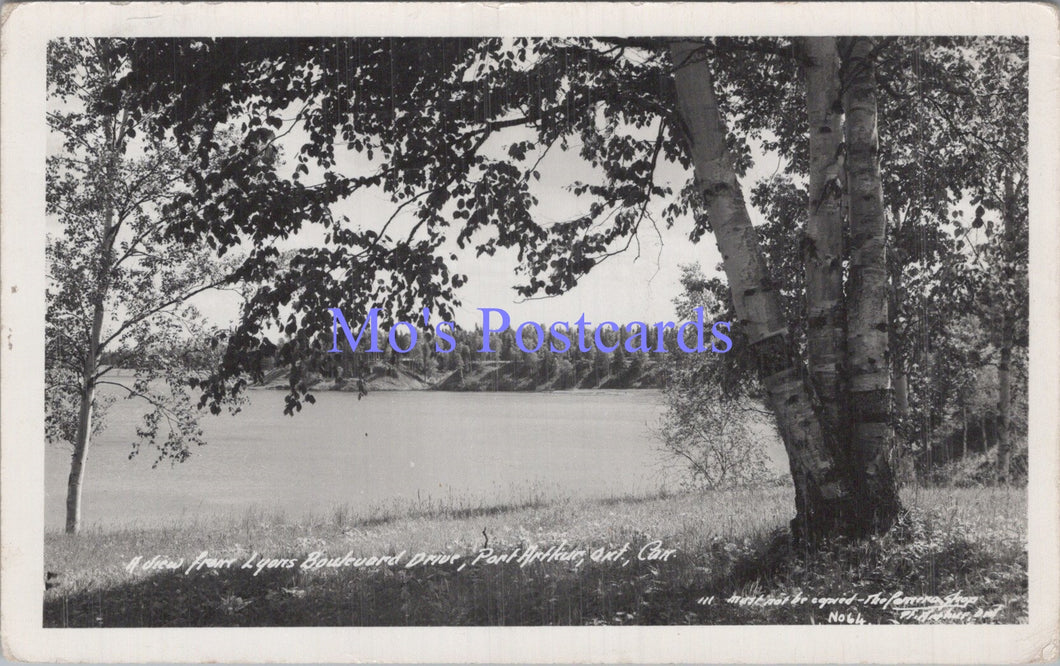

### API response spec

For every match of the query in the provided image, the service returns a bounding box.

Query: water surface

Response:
[45,385,681,530]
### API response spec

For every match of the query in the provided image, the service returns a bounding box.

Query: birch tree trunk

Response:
[65,214,115,534]
[888,204,910,424]
[800,38,846,438]
[65,222,111,534]
[888,205,910,477]
[670,41,856,540]
[66,347,100,536]
[893,369,909,417]
[65,119,122,534]
[996,169,1015,484]
[962,406,968,458]
[839,37,902,530]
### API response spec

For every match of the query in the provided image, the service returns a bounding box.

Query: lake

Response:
[45,385,689,530]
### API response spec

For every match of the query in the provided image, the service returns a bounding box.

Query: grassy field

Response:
[44,485,1027,626]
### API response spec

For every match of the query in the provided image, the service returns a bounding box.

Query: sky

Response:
[45,61,788,336]
[182,122,786,332]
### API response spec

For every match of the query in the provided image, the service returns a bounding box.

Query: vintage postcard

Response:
[1,1,1058,663]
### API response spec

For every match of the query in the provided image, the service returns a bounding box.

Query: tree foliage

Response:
[659,265,775,488]
[93,36,1030,530]
[47,38,247,531]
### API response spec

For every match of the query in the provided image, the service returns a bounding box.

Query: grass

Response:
[43,485,1027,626]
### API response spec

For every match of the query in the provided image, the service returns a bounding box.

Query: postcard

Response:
[1,2,1057,663]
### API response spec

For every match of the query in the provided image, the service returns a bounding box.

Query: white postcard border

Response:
[2,2,1057,662]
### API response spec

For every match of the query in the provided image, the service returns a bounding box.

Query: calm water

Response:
[45,385,681,530]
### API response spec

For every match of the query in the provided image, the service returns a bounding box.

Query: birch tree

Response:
[669,41,861,537]
[799,38,845,438]
[964,40,1029,483]
[837,37,902,524]
[47,39,239,533]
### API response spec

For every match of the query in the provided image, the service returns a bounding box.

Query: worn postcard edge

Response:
[1,2,1057,663]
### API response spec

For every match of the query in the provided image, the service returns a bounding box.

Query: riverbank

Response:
[45,485,1026,626]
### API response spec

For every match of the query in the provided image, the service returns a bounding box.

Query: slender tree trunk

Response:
[962,406,968,459]
[66,372,98,534]
[997,169,1015,484]
[800,37,846,437]
[65,214,112,533]
[66,223,111,533]
[888,207,910,423]
[839,37,902,531]
[893,361,909,473]
[890,366,909,475]
[670,41,856,541]
[65,120,122,534]
[885,203,911,480]
[893,371,909,418]
[997,350,1012,480]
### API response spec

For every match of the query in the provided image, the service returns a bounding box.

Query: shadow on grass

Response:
[45,510,1026,627]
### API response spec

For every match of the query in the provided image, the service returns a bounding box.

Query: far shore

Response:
[254,358,664,393]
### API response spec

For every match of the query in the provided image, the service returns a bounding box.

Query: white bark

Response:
[840,37,901,525]
[670,41,851,517]
[800,37,846,433]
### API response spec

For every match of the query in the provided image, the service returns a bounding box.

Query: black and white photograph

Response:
[2,2,1058,662]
